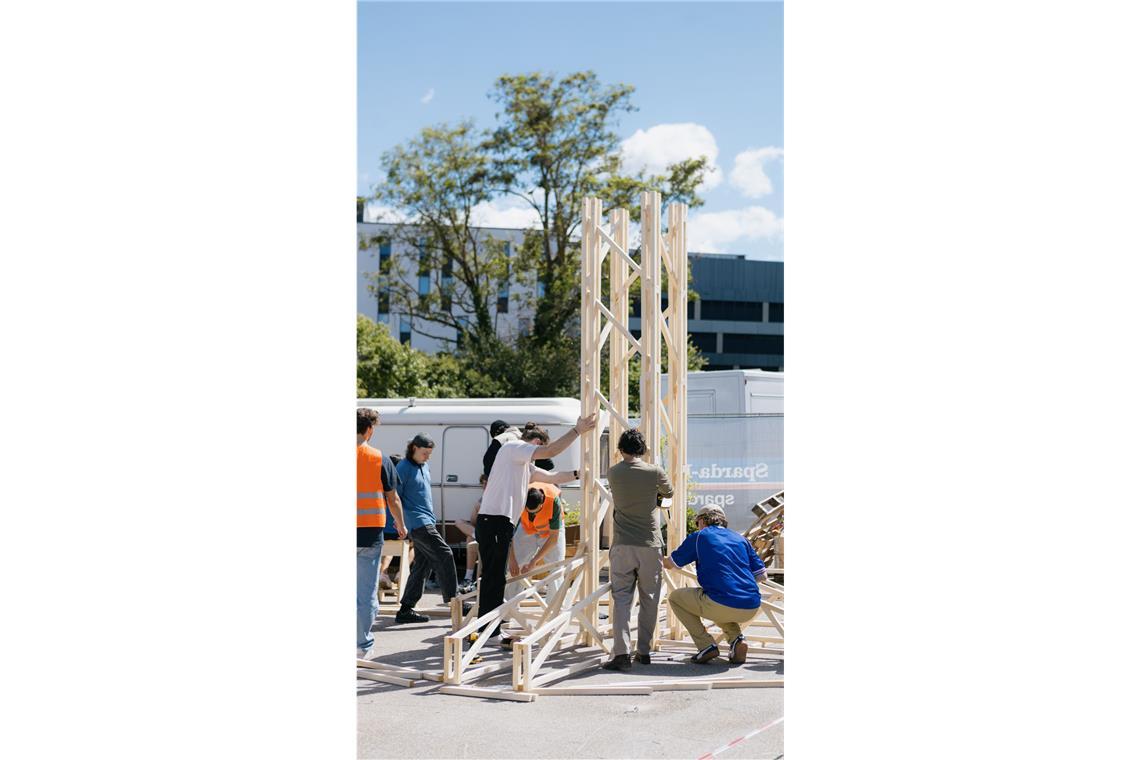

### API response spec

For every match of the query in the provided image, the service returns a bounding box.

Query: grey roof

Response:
[689,254,783,302]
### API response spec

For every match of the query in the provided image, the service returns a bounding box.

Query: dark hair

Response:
[405,432,435,459]
[490,420,509,437]
[617,429,647,456]
[358,408,379,435]
[525,487,546,511]
[521,421,549,445]
[479,474,487,486]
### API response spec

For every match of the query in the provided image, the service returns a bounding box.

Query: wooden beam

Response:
[438,686,536,702]
[356,670,416,687]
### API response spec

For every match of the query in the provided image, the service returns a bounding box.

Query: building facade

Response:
[357,218,783,371]
[631,253,783,372]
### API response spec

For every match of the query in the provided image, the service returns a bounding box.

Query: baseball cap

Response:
[696,504,726,520]
[490,420,509,437]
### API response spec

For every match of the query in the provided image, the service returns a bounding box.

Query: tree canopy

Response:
[362,70,710,406]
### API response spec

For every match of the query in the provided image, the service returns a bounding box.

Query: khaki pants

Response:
[609,544,663,657]
[667,587,759,651]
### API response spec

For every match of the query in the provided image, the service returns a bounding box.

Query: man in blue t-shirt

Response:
[393,433,467,624]
[665,504,768,665]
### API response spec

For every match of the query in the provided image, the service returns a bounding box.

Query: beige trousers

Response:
[667,587,759,651]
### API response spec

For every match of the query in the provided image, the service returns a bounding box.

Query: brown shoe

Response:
[729,635,748,664]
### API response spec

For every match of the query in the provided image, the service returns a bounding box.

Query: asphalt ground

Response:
[357,590,784,760]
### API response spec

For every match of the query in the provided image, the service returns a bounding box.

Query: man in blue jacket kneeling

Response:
[665,504,768,665]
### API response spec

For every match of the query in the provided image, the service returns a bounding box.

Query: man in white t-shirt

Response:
[475,415,596,646]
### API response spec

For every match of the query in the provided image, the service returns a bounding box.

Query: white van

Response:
[660,369,784,531]
[356,398,595,541]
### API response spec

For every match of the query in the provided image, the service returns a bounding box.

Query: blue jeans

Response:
[357,536,384,651]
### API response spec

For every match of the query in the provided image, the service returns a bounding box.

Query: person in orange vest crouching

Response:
[357,408,407,660]
[506,482,570,603]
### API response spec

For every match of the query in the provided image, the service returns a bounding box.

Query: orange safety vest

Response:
[520,482,560,538]
[357,442,388,528]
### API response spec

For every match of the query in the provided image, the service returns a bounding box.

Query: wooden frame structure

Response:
[374,194,784,699]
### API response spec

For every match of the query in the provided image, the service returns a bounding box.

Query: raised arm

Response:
[532,414,598,461]
[529,468,579,485]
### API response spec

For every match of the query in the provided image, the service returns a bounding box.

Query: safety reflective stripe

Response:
[357,507,383,514]
[357,492,383,499]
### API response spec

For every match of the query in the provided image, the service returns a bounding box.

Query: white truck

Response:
[358,369,783,538]
[356,397,593,539]
[663,369,784,531]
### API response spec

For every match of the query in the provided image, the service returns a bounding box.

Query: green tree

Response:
[363,70,713,399]
[487,71,710,346]
[367,121,506,355]
[357,315,502,398]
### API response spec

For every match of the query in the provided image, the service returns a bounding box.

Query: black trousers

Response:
[400,524,458,608]
[475,514,516,637]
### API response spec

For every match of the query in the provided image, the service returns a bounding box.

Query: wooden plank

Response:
[622,675,743,687]
[438,686,535,703]
[650,681,713,692]
[530,685,653,696]
[356,670,416,687]
[355,660,425,678]
[711,680,785,689]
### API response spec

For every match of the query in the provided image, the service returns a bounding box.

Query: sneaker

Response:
[457,579,475,594]
[356,646,373,660]
[691,644,719,664]
[394,608,429,624]
[601,654,632,671]
[634,653,651,665]
[378,575,394,590]
[729,635,748,664]
[500,636,515,651]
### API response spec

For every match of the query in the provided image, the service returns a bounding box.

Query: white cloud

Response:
[470,198,541,229]
[729,147,783,198]
[687,206,784,253]
[363,203,410,224]
[620,123,724,192]
[420,88,435,104]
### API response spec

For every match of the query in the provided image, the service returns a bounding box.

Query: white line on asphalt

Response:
[696,716,784,760]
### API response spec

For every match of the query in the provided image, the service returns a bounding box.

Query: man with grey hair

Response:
[600,428,673,671]
[665,504,769,664]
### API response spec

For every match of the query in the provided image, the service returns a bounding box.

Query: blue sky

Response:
[358,1,783,259]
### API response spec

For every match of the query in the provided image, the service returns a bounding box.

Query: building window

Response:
[376,238,392,315]
[688,300,695,319]
[456,316,469,349]
[699,300,765,322]
[498,242,511,313]
[441,258,453,311]
[721,333,783,355]
[399,317,411,346]
[690,332,719,355]
[768,302,784,323]
[519,317,532,336]
[418,275,430,297]
[536,279,546,299]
